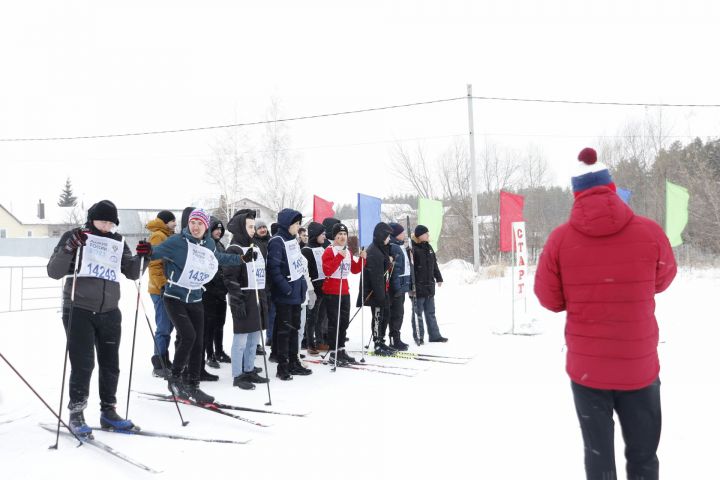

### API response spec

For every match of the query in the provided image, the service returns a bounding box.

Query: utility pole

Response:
[467,84,480,271]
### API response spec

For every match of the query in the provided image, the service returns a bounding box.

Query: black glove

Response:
[241,248,258,263]
[135,240,152,258]
[63,228,88,254]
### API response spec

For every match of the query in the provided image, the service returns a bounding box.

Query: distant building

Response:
[0,200,78,238]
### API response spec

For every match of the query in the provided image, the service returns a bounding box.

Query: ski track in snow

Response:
[0,258,717,479]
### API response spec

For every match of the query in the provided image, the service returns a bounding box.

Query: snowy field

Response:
[0,257,718,479]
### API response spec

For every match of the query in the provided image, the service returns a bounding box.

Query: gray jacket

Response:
[47,229,143,313]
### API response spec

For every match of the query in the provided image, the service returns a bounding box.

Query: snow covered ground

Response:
[0,258,718,479]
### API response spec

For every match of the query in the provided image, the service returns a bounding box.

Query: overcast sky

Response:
[2,1,719,218]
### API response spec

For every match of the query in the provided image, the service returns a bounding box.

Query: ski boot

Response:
[68,410,93,437]
[100,406,136,431]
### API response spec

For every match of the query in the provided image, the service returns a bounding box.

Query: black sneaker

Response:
[288,362,312,376]
[256,345,266,356]
[276,363,293,381]
[151,355,171,379]
[233,375,256,390]
[206,356,220,369]
[69,411,93,437]
[99,407,135,431]
[338,349,357,364]
[428,337,448,343]
[167,374,191,399]
[374,343,396,356]
[216,351,231,363]
[186,383,215,404]
[328,351,349,366]
[253,366,263,374]
[243,371,269,383]
[200,369,219,382]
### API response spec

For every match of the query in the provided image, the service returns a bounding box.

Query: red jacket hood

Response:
[570,186,634,237]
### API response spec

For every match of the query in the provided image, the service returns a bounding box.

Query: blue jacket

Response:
[389,238,412,294]
[149,227,242,303]
[267,208,308,305]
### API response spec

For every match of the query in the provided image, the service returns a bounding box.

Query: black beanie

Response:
[157,210,175,224]
[388,222,404,237]
[414,225,429,238]
[332,223,348,238]
[88,200,119,226]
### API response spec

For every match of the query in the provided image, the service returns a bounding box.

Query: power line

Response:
[3,93,720,143]
[0,97,465,143]
[472,95,720,108]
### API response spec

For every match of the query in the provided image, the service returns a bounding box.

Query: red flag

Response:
[313,195,335,222]
[499,191,524,252]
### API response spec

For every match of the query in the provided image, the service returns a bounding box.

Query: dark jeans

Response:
[415,295,442,341]
[274,303,301,364]
[571,378,662,480]
[266,296,276,344]
[389,292,406,341]
[305,291,326,347]
[63,307,121,411]
[325,294,350,350]
[164,297,205,381]
[202,294,227,358]
[371,303,389,344]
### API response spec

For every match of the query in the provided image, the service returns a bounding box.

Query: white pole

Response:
[467,84,480,271]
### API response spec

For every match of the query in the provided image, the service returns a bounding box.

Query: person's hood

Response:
[227,210,254,247]
[569,186,634,237]
[274,208,302,240]
[372,222,393,248]
[180,206,195,229]
[307,221,325,247]
[322,217,341,239]
[146,218,173,236]
[209,216,225,239]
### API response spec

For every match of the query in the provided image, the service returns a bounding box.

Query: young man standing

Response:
[534,148,677,480]
[202,217,229,377]
[266,208,311,380]
[146,210,176,379]
[387,222,412,351]
[301,222,327,354]
[321,223,365,364]
[47,200,145,435]
[412,225,447,343]
[363,222,395,355]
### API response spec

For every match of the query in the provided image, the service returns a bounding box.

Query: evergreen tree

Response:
[58,178,77,207]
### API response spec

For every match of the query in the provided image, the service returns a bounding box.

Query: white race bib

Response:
[78,234,124,283]
[175,240,219,290]
[329,246,351,279]
[311,247,325,280]
[241,246,266,290]
[401,246,411,277]
[284,239,305,282]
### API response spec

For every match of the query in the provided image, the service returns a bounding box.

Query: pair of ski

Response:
[304,358,418,377]
[349,349,472,364]
[135,391,310,427]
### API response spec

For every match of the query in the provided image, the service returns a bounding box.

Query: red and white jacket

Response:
[321,245,362,296]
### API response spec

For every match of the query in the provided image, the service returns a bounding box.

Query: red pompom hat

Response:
[571,147,616,198]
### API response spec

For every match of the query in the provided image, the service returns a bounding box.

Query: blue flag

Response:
[358,193,382,248]
[617,187,632,205]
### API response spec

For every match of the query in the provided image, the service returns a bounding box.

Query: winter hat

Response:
[571,147,616,198]
[255,219,268,230]
[157,210,175,224]
[209,216,225,238]
[332,223,348,238]
[270,222,279,236]
[307,221,325,240]
[414,225,429,238]
[188,208,210,230]
[88,200,119,226]
[388,222,404,238]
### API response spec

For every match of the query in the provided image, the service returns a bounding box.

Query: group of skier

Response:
[48,201,447,436]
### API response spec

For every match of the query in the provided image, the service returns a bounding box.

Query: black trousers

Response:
[202,294,227,358]
[164,297,205,382]
[325,294,350,350]
[274,303,301,364]
[305,291,326,347]
[63,307,121,411]
[389,292,405,341]
[371,303,389,344]
[571,378,662,480]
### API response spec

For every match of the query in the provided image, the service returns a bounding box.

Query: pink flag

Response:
[499,191,524,252]
[313,195,335,222]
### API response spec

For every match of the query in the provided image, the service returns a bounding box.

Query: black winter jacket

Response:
[360,222,393,307]
[412,238,443,297]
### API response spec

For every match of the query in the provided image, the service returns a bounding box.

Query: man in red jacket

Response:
[534,147,677,480]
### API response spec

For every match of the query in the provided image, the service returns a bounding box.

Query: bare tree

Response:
[205,129,255,223]
[391,143,437,198]
[257,100,305,213]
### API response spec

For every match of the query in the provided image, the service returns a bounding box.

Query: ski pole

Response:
[0,351,84,447]
[52,245,82,450]
[125,255,144,420]
[330,246,346,372]
[250,244,273,406]
[347,292,372,327]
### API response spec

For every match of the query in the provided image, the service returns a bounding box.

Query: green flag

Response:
[417,198,444,250]
[665,180,689,247]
